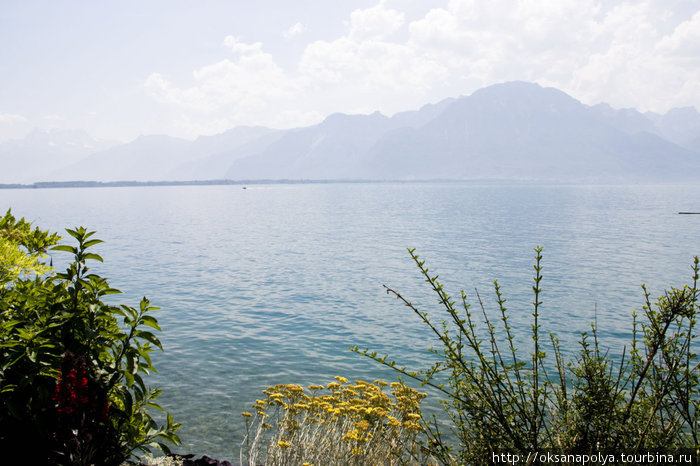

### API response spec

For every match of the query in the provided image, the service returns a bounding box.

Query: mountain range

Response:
[2,81,699,184]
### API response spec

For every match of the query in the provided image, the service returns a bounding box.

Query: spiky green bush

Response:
[354,248,699,465]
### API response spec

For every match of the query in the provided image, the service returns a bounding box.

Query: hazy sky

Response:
[1,0,699,143]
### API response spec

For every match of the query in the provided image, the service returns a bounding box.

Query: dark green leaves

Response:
[1,217,180,464]
[139,315,161,331]
[135,330,162,350]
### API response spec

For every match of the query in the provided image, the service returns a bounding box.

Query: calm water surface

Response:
[2,182,699,460]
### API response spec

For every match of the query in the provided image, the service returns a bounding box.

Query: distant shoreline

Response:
[0,179,371,189]
[0,179,538,189]
[0,179,691,190]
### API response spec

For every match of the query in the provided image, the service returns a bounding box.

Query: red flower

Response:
[54,352,105,422]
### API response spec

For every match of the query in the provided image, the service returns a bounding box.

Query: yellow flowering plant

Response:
[240,377,433,465]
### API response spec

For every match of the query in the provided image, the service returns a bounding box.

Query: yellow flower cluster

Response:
[248,378,426,434]
[241,376,429,464]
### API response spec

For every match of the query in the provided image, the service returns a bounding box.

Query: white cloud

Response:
[299,38,448,93]
[146,37,296,113]
[405,0,700,113]
[144,2,448,131]
[284,22,308,39]
[143,0,700,137]
[348,1,405,41]
[145,37,314,136]
[409,0,603,83]
[222,35,264,55]
[42,114,67,122]
[0,113,27,124]
[0,113,31,142]
[657,10,700,57]
[565,2,700,112]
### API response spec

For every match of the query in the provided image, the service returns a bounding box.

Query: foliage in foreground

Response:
[0,210,180,465]
[354,247,700,465]
[0,209,59,283]
[240,377,433,465]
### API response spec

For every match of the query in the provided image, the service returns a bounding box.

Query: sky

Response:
[1,0,699,143]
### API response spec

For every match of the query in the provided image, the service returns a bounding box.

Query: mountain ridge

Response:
[2,81,699,183]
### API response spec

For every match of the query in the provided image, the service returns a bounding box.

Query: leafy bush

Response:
[0,209,59,283]
[0,211,180,465]
[240,377,432,465]
[354,247,700,465]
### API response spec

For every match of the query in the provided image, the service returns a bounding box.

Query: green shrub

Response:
[0,211,180,465]
[354,247,700,465]
[0,209,59,283]
[240,377,433,465]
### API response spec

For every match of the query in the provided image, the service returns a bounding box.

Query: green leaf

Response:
[51,245,77,254]
[145,400,164,411]
[82,239,103,249]
[138,349,153,367]
[83,252,104,262]
[140,297,160,313]
[122,387,133,414]
[64,228,80,240]
[133,372,147,393]
[156,442,172,455]
[121,304,138,319]
[139,315,162,331]
[135,330,162,350]
[124,370,134,388]
[126,353,136,375]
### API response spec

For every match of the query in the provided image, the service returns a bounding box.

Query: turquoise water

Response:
[2,182,699,460]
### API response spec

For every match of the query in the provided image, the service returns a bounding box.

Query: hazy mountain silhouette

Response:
[169,126,284,180]
[3,82,700,184]
[647,107,700,151]
[50,134,192,182]
[0,129,116,183]
[353,82,698,182]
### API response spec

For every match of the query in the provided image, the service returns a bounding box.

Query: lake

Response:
[2,181,699,460]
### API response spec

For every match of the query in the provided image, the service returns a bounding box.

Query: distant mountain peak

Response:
[469,81,579,104]
[3,81,700,185]
[323,111,388,124]
[132,134,190,143]
[665,106,700,118]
